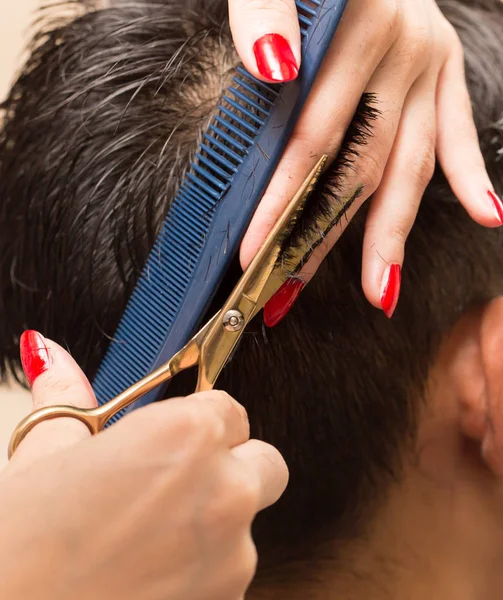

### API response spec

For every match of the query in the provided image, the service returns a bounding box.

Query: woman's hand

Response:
[229,0,503,321]
[1,332,288,600]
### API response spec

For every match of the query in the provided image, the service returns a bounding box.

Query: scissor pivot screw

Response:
[223,310,244,332]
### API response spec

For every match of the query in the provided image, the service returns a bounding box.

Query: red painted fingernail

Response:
[380,264,401,319]
[20,330,52,387]
[253,34,299,82]
[488,190,503,225]
[264,278,305,328]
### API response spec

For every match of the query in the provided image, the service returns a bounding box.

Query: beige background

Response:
[0,0,45,464]
[0,0,40,98]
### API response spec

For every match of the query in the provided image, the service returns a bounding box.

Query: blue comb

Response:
[92,0,347,420]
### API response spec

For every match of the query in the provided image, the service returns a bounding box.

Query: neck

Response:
[248,355,503,600]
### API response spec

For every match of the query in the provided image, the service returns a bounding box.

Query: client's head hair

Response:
[1,0,503,573]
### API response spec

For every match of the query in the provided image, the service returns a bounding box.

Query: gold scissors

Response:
[8,155,328,459]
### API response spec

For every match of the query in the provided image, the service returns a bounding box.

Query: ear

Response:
[478,298,503,477]
[453,298,503,477]
[449,305,488,443]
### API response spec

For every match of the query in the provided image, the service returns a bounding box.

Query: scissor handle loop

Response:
[8,405,101,459]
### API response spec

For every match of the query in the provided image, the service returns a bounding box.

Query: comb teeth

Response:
[296,0,320,36]
[93,0,332,420]
[185,68,279,196]
[93,68,280,413]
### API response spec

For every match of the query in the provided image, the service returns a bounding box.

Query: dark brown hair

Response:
[1,0,503,572]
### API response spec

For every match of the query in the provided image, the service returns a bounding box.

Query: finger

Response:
[184,390,251,448]
[240,0,400,268]
[117,390,250,451]
[228,0,301,82]
[362,73,437,316]
[436,36,503,228]
[262,59,416,326]
[10,330,97,466]
[200,534,257,600]
[231,439,289,511]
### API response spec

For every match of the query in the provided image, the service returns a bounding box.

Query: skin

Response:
[1,3,501,597]
[0,340,288,600]
[229,0,500,309]
[6,300,503,599]
[246,298,503,599]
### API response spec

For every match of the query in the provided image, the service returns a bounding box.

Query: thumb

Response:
[8,330,97,467]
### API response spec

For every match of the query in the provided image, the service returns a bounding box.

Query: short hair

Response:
[1,0,503,573]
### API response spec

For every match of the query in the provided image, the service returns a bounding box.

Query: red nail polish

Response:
[20,330,52,387]
[264,278,305,328]
[380,264,401,319]
[253,34,299,82]
[488,190,503,225]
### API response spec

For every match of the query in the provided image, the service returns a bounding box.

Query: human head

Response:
[1,0,503,586]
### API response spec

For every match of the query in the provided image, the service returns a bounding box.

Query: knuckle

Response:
[398,17,433,65]
[122,402,176,446]
[358,151,385,196]
[379,0,401,36]
[441,19,463,59]
[408,28,431,63]
[215,391,249,431]
[284,131,319,160]
[203,473,258,535]
[169,402,225,449]
[452,33,465,61]
[224,538,258,596]
[409,143,436,190]
[239,537,259,584]
[193,390,250,440]
[190,405,225,446]
[387,222,409,248]
[226,469,259,520]
[36,372,79,403]
[227,396,250,437]
[235,472,260,515]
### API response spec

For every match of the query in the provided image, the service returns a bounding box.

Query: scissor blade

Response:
[241,155,328,309]
[252,164,365,318]
[249,156,328,317]
[196,155,328,389]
